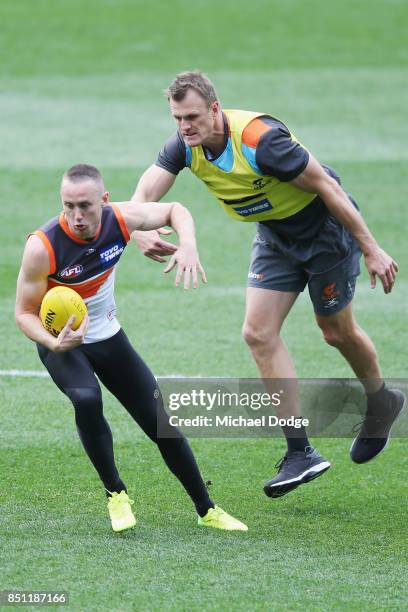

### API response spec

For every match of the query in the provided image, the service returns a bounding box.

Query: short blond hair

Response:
[165,71,218,106]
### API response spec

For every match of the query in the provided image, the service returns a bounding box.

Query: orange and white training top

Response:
[32,204,130,343]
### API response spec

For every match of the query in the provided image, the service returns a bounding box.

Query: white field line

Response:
[0,369,50,378]
[1,370,407,390]
[0,369,194,379]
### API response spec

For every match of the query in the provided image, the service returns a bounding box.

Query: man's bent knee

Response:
[65,386,102,409]
[242,321,280,353]
[318,320,360,349]
[65,388,104,431]
[243,322,264,346]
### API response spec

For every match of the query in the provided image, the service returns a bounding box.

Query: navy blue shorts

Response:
[247,214,362,316]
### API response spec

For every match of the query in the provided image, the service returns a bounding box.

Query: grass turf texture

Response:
[1,379,408,611]
[1,0,407,609]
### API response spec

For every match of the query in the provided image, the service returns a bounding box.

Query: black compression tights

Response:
[37,329,213,516]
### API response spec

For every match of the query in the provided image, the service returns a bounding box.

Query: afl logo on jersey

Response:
[59,264,84,279]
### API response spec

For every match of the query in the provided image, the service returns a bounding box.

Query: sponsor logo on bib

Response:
[234,198,273,217]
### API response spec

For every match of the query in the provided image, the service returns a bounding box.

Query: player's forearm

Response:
[15,312,56,350]
[131,176,168,204]
[131,184,164,239]
[320,181,378,256]
[130,183,151,239]
[132,165,175,204]
[131,185,152,204]
[168,203,198,248]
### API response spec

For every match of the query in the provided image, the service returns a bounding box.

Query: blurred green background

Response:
[1,1,407,610]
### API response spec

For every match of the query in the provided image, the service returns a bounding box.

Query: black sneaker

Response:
[350,388,405,464]
[263,447,331,498]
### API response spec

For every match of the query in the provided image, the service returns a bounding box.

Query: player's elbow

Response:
[317,175,343,201]
[171,201,186,214]
[168,201,187,225]
[14,309,25,331]
[14,304,34,332]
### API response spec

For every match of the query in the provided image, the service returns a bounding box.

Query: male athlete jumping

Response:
[131,71,404,498]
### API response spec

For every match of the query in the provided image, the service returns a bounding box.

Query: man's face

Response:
[169,88,219,147]
[61,177,108,240]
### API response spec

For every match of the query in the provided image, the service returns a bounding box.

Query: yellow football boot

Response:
[107,491,136,533]
[198,506,248,531]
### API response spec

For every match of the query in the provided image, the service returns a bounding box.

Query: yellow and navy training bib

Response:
[186,110,315,222]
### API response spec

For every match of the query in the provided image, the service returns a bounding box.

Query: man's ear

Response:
[211,101,220,116]
[102,191,110,205]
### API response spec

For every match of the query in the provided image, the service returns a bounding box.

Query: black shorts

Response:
[247,214,362,316]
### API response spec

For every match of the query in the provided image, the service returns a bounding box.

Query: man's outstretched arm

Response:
[291,155,398,294]
[131,165,179,262]
[116,199,206,289]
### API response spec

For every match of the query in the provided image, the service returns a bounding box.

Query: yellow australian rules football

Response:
[40,286,88,337]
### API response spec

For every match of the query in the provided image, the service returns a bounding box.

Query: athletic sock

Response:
[281,423,310,453]
[105,480,127,497]
[366,382,387,408]
[195,501,215,518]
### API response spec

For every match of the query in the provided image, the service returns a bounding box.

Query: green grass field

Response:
[1,1,407,610]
